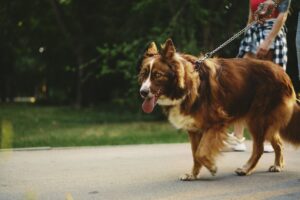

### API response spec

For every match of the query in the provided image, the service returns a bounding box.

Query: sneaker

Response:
[264,144,274,153]
[224,133,247,152]
[233,142,247,152]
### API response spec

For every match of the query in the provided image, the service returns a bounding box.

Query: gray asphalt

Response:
[0,141,300,200]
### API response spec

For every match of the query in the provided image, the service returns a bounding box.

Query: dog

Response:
[138,39,300,180]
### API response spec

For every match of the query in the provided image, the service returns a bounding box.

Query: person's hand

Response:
[256,39,271,59]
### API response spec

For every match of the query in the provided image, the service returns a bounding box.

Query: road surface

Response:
[0,141,300,200]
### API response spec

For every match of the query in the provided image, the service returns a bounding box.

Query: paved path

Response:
[0,142,300,200]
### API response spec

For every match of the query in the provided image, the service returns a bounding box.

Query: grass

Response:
[0,104,251,148]
[0,104,188,148]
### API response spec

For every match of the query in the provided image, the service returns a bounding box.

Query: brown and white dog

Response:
[138,39,300,180]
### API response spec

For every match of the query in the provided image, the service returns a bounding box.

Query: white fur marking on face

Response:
[140,58,155,93]
[141,75,151,92]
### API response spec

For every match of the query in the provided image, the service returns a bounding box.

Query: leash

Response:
[195,1,278,71]
[195,21,256,69]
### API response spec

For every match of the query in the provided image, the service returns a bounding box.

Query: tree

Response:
[0,0,299,106]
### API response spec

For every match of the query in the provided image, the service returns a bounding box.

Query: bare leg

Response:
[269,134,284,172]
[296,12,300,81]
[233,123,245,140]
[233,50,256,139]
[180,131,202,181]
[232,52,254,140]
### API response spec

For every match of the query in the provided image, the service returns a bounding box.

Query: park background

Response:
[1,0,300,148]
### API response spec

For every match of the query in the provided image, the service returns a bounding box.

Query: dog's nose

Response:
[140,89,149,98]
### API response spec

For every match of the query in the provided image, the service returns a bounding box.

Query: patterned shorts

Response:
[237,19,288,70]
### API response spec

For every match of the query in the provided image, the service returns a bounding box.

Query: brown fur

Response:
[138,39,300,179]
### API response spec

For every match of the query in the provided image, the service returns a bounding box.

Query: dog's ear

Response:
[162,38,176,59]
[137,42,158,72]
[144,42,158,57]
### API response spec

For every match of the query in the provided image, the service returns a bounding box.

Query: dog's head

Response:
[138,39,189,113]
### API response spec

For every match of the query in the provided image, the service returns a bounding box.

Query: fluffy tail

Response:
[280,104,300,146]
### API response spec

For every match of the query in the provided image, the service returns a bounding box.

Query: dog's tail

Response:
[280,103,300,146]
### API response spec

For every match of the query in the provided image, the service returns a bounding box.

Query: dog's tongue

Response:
[142,96,156,113]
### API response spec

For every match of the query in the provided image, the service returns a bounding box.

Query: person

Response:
[226,0,291,152]
[296,11,300,81]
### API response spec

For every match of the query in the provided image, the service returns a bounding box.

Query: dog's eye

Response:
[140,70,149,78]
[152,72,163,79]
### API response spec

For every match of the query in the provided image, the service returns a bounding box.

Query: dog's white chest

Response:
[168,106,196,131]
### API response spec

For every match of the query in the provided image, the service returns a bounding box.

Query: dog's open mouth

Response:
[142,96,158,113]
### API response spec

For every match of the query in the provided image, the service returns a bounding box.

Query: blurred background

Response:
[1,0,300,148]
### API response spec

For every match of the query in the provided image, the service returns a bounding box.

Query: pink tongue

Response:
[142,96,156,113]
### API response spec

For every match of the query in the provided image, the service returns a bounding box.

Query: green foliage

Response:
[0,0,299,105]
[96,40,142,98]
[59,0,72,5]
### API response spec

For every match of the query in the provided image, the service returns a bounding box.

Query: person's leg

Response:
[229,52,256,152]
[229,52,274,152]
[234,123,245,140]
[296,12,300,81]
[228,123,247,152]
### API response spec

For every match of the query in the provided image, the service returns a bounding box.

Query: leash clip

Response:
[195,53,211,71]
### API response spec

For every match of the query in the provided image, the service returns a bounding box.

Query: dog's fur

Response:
[138,39,300,180]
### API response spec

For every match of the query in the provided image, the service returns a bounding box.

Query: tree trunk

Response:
[75,51,84,108]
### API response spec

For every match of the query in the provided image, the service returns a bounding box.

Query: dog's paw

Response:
[235,168,249,176]
[209,166,218,176]
[180,173,197,181]
[268,165,282,172]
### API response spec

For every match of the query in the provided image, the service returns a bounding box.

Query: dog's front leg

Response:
[180,131,202,181]
[194,128,226,177]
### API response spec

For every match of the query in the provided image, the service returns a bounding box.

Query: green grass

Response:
[0,104,251,148]
[0,104,188,148]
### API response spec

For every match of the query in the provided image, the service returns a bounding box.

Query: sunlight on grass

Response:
[15,122,187,147]
[65,193,74,200]
[0,104,188,147]
[1,120,14,149]
[24,189,37,200]
[0,105,251,148]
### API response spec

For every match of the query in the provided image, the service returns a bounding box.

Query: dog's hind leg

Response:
[181,131,202,181]
[269,133,284,172]
[236,122,264,176]
[194,128,227,177]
